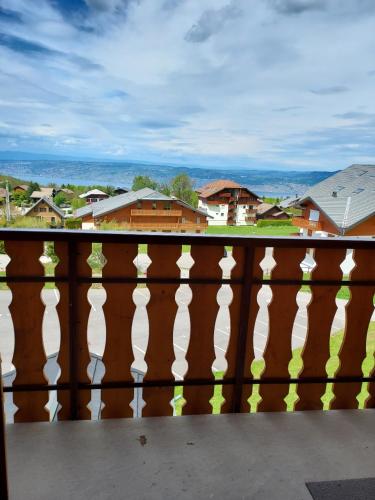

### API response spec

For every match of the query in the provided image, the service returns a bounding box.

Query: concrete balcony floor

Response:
[6,409,375,500]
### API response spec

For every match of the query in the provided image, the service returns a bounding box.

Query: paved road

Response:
[0,286,352,379]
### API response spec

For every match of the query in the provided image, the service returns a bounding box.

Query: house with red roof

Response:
[196,179,260,226]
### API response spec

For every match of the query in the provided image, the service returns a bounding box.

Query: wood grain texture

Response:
[5,240,48,422]
[182,245,223,415]
[221,246,265,413]
[75,242,92,419]
[101,243,138,418]
[239,247,265,413]
[221,245,245,414]
[332,249,375,409]
[295,248,346,410]
[142,244,181,417]
[258,247,306,412]
[54,241,70,420]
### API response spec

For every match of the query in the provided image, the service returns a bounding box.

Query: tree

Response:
[169,173,197,207]
[54,192,67,207]
[11,191,28,207]
[158,182,171,196]
[71,197,86,210]
[103,185,116,196]
[26,182,40,198]
[132,175,158,191]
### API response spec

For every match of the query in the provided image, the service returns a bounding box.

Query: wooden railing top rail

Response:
[0,228,373,248]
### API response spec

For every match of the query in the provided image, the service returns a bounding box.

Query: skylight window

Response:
[352,188,365,194]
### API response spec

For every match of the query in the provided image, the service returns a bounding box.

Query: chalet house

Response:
[24,197,65,226]
[113,187,129,195]
[30,187,55,202]
[256,203,290,221]
[196,180,260,226]
[79,189,109,204]
[13,184,29,193]
[75,187,209,232]
[292,164,375,236]
[55,188,74,197]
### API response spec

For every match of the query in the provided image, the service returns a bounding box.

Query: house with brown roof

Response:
[256,203,290,221]
[13,184,29,193]
[24,197,65,226]
[75,188,209,232]
[196,179,260,226]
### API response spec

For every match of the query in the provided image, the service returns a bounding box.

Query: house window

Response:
[40,207,47,213]
[196,217,200,224]
[51,217,56,223]
[182,217,186,223]
[152,201,157,209]
[164,202,171,210]
[309,209,320,222]
[137,201,142,209]
[221,213,224,216]
[49,208,53,212]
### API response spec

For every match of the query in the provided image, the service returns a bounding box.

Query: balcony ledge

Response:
[6,410,375,500]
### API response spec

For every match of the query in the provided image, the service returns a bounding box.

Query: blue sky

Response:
[0,0,375,171]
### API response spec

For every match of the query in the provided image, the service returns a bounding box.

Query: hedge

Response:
[256,219,292,227]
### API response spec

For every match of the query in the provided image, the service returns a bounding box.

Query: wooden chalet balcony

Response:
[130,209,182,216]
[0,229,374,499]
[246,210,257,220]
[128,221,204,231]
[292,216,322,231]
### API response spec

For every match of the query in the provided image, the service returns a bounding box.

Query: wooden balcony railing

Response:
[292,216,322,231]
[0,228,374,425]
[130,209,182,216]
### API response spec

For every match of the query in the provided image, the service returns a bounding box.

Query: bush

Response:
[256,219,292,227]
[65,218,82,229]
[45,242,59,263]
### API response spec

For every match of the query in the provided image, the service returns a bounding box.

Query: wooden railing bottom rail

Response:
[3,374,375,393]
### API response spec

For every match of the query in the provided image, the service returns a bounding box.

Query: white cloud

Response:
[0,0,374,169]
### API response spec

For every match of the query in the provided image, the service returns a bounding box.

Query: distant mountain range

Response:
[0,150,97,161]
[0,152,335,198]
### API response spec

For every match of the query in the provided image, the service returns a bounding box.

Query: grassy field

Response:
[174,322,375,414]
[205,224,296,236]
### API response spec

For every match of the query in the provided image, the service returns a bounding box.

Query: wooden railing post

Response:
[232,246,255,413]
[68,240,79,420]
[5,240,48,422]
